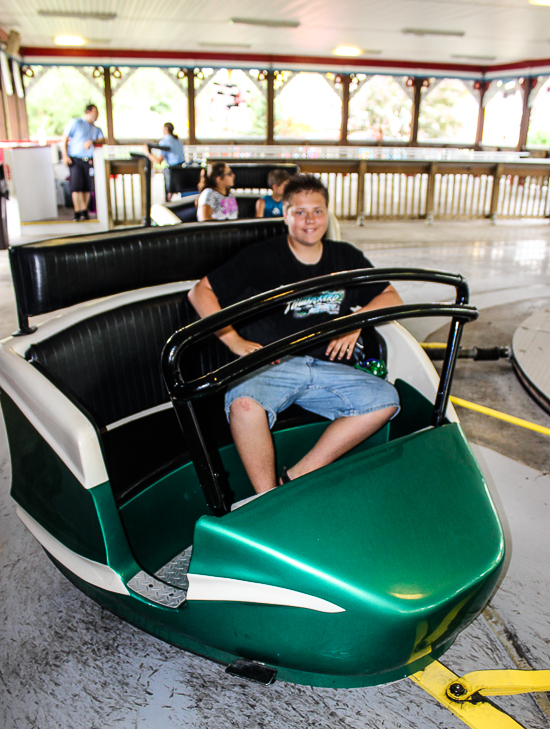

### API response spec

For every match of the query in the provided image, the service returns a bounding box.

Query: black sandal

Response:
[280,466,292,484]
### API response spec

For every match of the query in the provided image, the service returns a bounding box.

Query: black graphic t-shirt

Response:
[207,236,388,361]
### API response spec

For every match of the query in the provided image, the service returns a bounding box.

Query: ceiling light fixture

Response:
[402,28,465,37]
[54,35,86,46]
[39,10,117,20]
[230,17,300,28]
[451,53,496,61]
[199,42,252,49]
[333,46,363,57]
[529,0,550,5]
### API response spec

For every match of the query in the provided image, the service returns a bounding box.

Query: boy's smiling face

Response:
[283,190,328,249]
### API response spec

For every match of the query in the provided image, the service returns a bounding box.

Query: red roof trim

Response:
[21,46,550,76]
[20,46,487,73]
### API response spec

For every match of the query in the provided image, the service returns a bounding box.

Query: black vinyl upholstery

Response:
[10,218,287,320]
[166,193,259,223]
[164,166,202,194]
[166,163,299,195]
[13,213,310,503]
[26,292,233,428]
[26,291,236,503]
[228,163,300,189]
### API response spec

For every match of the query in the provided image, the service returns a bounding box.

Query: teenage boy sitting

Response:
[189,175,402,496]
[255,169,291,218]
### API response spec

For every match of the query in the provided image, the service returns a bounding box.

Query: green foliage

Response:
[527,129,550,148]
[249,93,266,137]
[418,79,476,142]
[194,70,266,139]
[112,68,187,139]
[274,73,341,140]
[25,67,106,137]
[348,76,411,141]
[150,100,171,115]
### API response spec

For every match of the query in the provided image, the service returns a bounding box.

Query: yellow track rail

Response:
[411,661,550,728]
[450,396,550,437]
[420,342,550,436]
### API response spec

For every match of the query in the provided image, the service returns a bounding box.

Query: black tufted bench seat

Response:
[24,291,235,504]
[4,218,294,508]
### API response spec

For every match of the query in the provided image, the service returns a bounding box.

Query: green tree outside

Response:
[25,66,106,138]
[111,68,187,140]
[418,79,477,143]
[348,75,412,141]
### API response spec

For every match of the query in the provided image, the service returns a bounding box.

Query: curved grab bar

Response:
[161,267,475,516]
[166,302,477,401]
[162,267,469,396]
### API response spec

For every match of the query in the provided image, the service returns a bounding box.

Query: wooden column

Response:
[340,75,351,146]
[0,85,7,139]
[187,69,196,145]
[409,77,424,146]
[474,81,489,149]
[356,160,367,225]
[425,163,437,224]
[2,65,20,140]
[103,67,115,144]
[266,70,275,145]
[489,164,503,222]
[518,77,536,151]
[15,91,29,139]
[6,62,29,139]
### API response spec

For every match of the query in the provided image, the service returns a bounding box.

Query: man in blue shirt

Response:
[62,104,104,221]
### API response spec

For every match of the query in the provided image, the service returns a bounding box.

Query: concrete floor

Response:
[1,218,550,728]
[344,220,550,476]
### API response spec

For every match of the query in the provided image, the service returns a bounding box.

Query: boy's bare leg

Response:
[229,398,277,494]
[230,400,397,492]
[284,407,397,482]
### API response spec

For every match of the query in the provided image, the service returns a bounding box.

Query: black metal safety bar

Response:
[163,267,470,396]
[161,267,476,516]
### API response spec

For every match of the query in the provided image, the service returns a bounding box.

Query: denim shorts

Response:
[225,356,400,429]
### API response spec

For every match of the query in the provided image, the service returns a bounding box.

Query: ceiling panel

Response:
[1,0,550,68]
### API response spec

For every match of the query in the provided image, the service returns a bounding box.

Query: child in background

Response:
[255,169,291,218]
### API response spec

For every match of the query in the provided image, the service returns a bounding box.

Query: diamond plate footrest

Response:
[127,571,187,608]
[154,545,193,590]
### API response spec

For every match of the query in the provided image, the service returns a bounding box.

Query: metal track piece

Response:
[410,660,526,729]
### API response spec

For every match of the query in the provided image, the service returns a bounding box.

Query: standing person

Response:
[188,174,402,496]
[255,169,291,218]
[61,104,104,221]
[197,162,238,221]
[144,122,185,201]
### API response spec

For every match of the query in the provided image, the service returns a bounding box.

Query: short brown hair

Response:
[282,174,329,208]
[267,168,291,188]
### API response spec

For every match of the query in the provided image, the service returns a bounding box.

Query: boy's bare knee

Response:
[229,397,265,420]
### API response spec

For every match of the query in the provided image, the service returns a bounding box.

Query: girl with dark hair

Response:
[197,162,238,221]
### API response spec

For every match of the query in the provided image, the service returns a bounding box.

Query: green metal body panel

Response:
[186,423,504,679]
[52,557,457,688]
[1,390,107,563]
[4,377,505,687]
[390,379,439,439]
[119,420,389,574]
